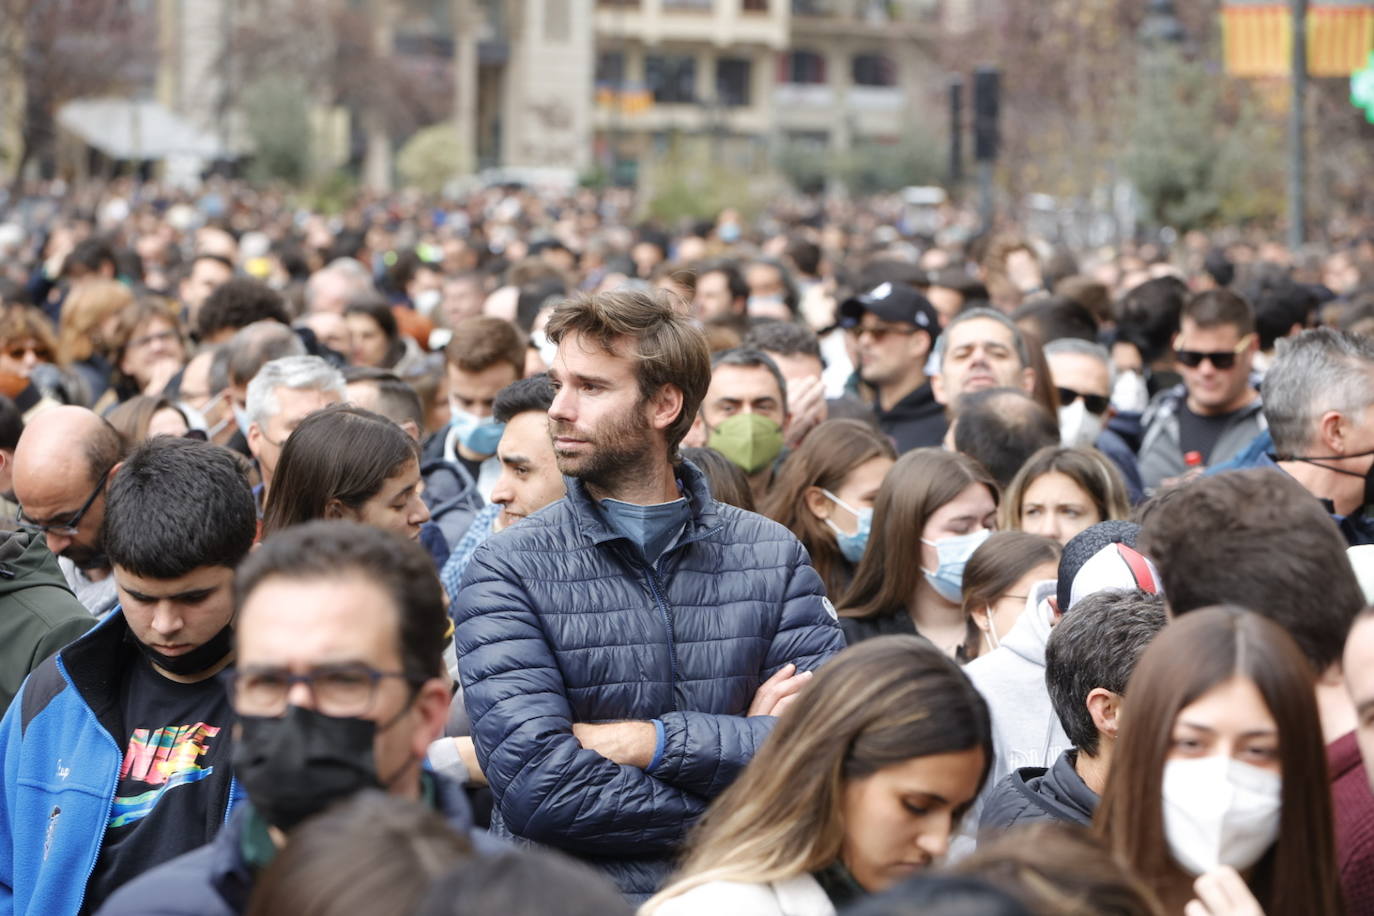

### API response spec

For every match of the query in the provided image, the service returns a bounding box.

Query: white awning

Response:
[57,98,230,160]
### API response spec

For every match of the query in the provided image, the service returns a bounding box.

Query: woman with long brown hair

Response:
[838,448,998,655]
[762,419,896,599]
[643,636,992,915]
[1095,606,1344,915]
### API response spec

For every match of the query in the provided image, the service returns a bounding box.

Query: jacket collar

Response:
[877,380,939,420]
[210,770,475,909]
[564,458,720,548]
[58,606,136,738]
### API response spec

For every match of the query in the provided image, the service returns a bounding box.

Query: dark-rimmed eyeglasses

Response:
[1174,334,1254,370]
[16,467,112,538]
[226,663,420,718]
[1056,387,1110,416]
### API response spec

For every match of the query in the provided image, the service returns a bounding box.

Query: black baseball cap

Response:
[839,282,940,341]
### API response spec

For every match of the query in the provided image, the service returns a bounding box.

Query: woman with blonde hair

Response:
[999,446,1130,546]
[643,636,992,915]
[58,278,134,404]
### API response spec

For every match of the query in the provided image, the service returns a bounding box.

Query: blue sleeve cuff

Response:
[647,718,666,771]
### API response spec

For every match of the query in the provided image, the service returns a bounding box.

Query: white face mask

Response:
[1161,756,1282,876]
[414,288,442,316]
[1111,369,1149,415]
[1058,397,1104,450]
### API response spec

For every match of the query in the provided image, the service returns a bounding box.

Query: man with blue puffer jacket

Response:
[0,436,257,915]
[453,289,845,901]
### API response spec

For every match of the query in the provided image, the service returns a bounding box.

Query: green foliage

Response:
[641,141,772,224]
[775,134,943,196]
[304,170,360,215]
[397,124,469,193]
[241,75,313,185]
[1126,52,1285,231]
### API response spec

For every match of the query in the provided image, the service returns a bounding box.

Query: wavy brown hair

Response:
[544,289,710,459]
[1094,606,1343,915]
[762,418,896,599]
[0,305,60,365]
[644,636,992,911]
[839,448,998,621]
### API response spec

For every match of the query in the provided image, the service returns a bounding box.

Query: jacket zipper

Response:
[644,560,681,712]
[637,522,722,713]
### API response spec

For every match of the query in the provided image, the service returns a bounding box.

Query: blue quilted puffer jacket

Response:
[455,460,845,899]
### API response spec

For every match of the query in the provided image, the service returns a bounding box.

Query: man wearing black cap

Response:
[839,282,944,453]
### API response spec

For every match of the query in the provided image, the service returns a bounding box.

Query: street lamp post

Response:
[1288,0,1307,249]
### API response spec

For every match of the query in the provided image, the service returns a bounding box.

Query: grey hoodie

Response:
[952,580,1070,857]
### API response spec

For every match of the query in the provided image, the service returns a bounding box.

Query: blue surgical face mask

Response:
[820,489,871,564]
[449,404,504,457]
[920,528,991,603]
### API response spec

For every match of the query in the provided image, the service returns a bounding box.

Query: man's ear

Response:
[931,372,948,406]
[1086,688,1123,740]
[650,383,684,434]
[247,423,263,459]
[412,678,452,755]
[400,420,421,442]
[1020,365,1036,395]
[910,329,932,364]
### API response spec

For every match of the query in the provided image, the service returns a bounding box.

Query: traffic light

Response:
[973,67,1000,162]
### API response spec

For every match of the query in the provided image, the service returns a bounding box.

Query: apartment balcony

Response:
[789,0,935,34]
[595,0,789,50]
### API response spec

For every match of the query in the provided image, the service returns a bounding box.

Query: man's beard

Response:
[552,399,656,494]
[63,539,109,572]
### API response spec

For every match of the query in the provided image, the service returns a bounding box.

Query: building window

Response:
[742,0,768,11]
[596,51,626,87]
[780,50,826,85]
[645,55,697,103]
[715,58,752,107]
[663,0,712,10]
[851,53,896,86]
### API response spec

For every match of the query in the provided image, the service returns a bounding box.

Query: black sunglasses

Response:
[1056,387,1110,415]
[1174,334,1254,370]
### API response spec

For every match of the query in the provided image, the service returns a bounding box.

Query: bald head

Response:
[14,406,127,568]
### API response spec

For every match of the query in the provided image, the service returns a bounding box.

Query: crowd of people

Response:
[0,177,1371,914]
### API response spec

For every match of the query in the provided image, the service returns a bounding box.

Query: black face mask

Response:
[232,706,381,833]
[1278,447,1374,514]
[136,623,234,677]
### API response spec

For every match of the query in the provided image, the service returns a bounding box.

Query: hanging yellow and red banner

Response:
[1222,1,1374,76]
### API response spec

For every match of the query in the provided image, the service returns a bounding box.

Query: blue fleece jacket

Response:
[0,610,242,916]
